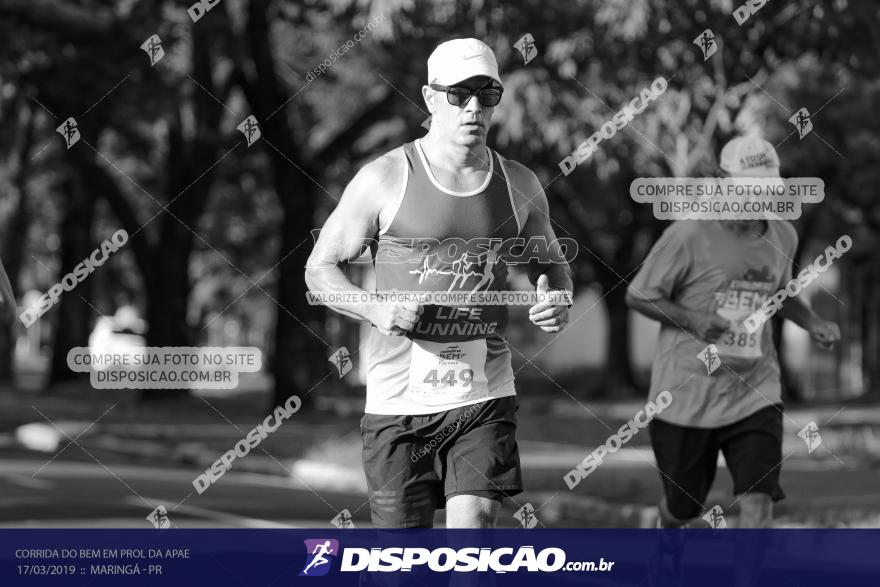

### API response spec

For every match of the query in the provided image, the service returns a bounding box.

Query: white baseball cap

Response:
[719,135,781,177]
[427,38,502,87]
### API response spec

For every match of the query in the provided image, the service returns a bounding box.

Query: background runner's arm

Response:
[776,295,840,347]
[774,226,840,346]
[626,295,727,343]
[626,225,728,343]
[775,295,817,330]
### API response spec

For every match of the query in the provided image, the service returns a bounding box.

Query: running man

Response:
[306,38,572,528]
[627,135,840,532]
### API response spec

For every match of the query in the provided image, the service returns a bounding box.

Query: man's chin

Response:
[455,129,487,146]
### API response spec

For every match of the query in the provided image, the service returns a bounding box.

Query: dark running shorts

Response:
[649,404,786,521]
[360,396,523,528]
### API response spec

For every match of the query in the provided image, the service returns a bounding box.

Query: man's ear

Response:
[421,85,435,113]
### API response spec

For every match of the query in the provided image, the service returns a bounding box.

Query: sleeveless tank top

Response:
[365,139,521,415]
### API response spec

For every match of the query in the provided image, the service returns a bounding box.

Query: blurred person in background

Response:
[627,135,840,583]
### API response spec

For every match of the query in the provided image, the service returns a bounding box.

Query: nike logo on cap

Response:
[463,42,487,58]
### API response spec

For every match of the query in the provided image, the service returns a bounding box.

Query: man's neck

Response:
[420,133,489,174]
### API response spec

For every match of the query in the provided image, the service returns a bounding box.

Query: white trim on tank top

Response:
[496,154,522,235]
[414,138,493,197]
[378,150,409,236]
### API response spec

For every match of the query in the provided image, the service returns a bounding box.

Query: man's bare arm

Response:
[304,149,422,335]
[507,161,572,332]
[508,161,573,293]
[776,295,840,347]
[775,295,816,330]
[626,292,730,343]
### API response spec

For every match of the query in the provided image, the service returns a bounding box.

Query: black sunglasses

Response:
[429,83,503,107]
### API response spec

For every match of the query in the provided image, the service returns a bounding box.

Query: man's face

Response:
[717,169,773,230]
[422,76,500,148]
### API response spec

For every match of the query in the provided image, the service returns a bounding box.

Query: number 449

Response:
[424,368,474,388]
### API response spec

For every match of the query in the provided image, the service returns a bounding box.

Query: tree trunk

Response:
[272,193,328,410]
[867,260,880,397]
[48,171,96,387]
[137,20,227,400]
[0,192,27,384]
[240,0,326,413]
[0,104,37,384]
[603,283,638,397]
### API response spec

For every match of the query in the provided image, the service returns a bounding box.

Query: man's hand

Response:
[686,311,731,343]
[369,302,423,336]
[808,317,840,350]
[529,274,570,333]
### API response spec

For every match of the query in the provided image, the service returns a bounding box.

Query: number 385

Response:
[723,331,757,347]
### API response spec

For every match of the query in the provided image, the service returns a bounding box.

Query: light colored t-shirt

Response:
[628,220,798,428]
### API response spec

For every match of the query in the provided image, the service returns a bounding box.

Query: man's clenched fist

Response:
[370,302,424,336]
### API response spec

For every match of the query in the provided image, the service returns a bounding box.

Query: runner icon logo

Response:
[328,347,352,378]
[237,115,261,147]
[56,117,80,149]
[693,29,717,60]
[300,539,340,577]
[513,33,538,65]
[798,421,822,453]
[697,344,721,375]
[140,34,164,67]
[514,503,539,529]
[331,510,356,529]
[702,505,727,530]
[789,107,813,139]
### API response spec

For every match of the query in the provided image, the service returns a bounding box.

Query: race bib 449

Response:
[409,339,488,401]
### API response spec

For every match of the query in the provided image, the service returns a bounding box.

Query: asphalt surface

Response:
[0,447,371,529]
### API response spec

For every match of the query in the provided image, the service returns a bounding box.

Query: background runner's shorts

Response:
[360,396,523,528]
[649,404,786,521]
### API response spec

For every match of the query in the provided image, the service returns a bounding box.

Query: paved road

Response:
[3,437,880,530]
[0,447,536,529]
[0,447,372,528]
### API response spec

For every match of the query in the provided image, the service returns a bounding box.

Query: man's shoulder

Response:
[496,154,540,186]
[772,220,798,249]
[359,145,407,182]
[664,219,705,244]
[495,154,543,213]
[347,146,407,205]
